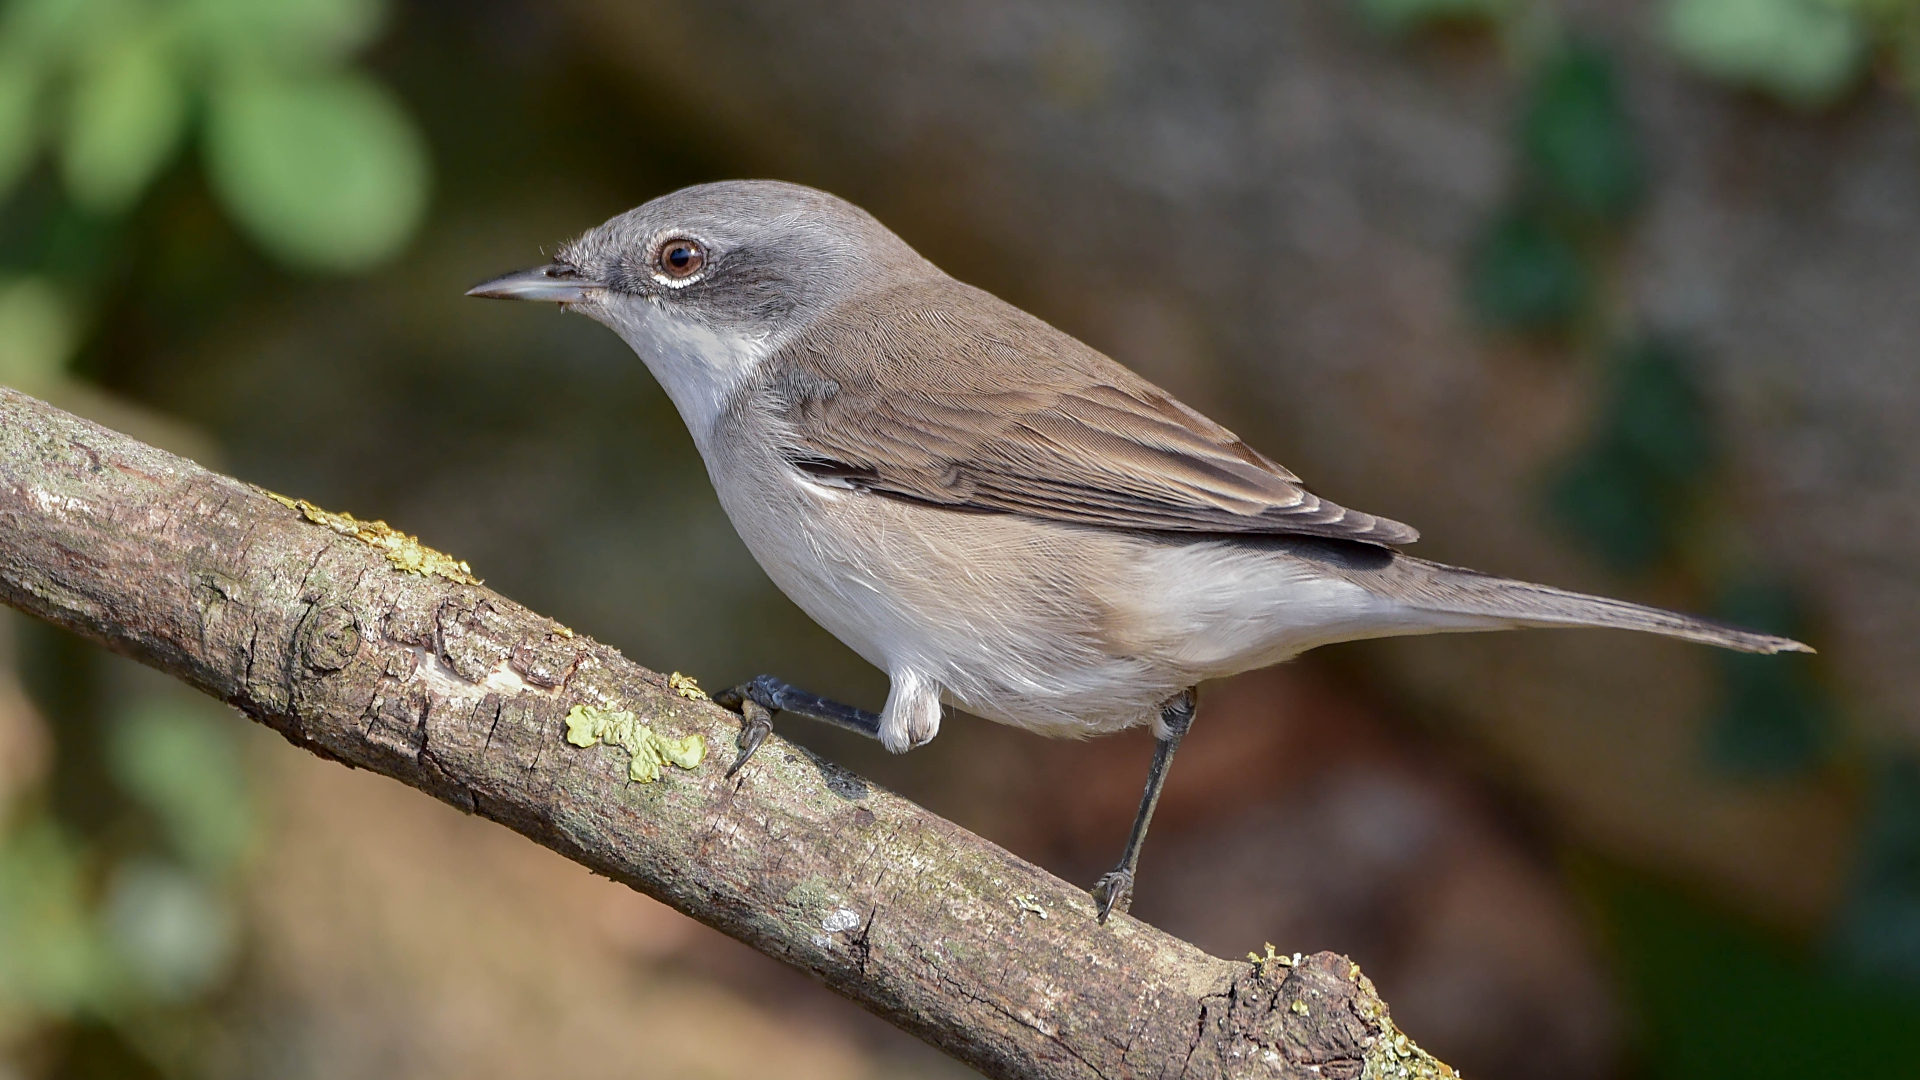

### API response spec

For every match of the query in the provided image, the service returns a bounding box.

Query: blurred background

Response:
[1,0,1918,1076]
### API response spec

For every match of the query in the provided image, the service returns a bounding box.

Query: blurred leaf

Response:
[1544,341,1713,572]
[101,859,237,1003]
[1545,443,1670,570]
[1709,659,1828,773]
[1467,207,1589,332]
[1609,339,1715,486]
[0,275,78,391]
[1833,756,1920,986]
[0,0,105,59]
[0,59,40,204]
[203,70,429,272]
[1590,864,1920,1079]
[183,0,386,65]
[1521,44,1643,222]
[0,186,125,340]
[0,817,109,1016]
[60,29,187,214]
[1351,0,1502,36]
[1665,0,1869,108]
[1705,581,1829,776]
[9,200,124,295]
[1861,0,1920,107]
[107,699,253,876]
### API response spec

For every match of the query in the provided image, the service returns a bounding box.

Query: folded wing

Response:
[764,278,1419,547]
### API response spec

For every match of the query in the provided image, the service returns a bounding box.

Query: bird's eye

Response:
[656,238,705,280]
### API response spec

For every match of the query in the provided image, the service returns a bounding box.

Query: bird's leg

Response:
[714,674,884,777]
[1090,688,1197,923]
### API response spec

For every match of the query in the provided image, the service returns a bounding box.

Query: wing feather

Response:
[758,278,1419,546]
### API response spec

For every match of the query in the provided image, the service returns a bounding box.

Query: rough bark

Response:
[0,387,1456,1080]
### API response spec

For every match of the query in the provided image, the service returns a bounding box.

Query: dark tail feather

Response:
[1380,555,1813,655]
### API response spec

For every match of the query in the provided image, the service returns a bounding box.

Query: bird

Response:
[468,179,1810,922]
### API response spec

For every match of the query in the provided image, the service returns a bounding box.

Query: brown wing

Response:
[761,278,1419,547]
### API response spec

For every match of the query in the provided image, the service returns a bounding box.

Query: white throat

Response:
[604,302,775,454]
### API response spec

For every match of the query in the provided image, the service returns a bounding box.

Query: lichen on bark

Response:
[0,387,1456,1080]
[564,702,707,782]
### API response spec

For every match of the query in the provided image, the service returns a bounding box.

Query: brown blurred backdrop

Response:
[3,1,1919,1077]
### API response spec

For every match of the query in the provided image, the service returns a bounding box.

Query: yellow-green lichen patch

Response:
[564,704,706,783]
[667,672,709,702]
[1354,971,1459,1080]
[1247,942,1298,979]
[261,489,481,585]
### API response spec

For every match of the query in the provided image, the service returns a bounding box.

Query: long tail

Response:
[1366,553,1813,655]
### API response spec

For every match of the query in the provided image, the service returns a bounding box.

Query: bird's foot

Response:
[1090,868,1134,923]
[715,685,775,778]
[716,675,885,776]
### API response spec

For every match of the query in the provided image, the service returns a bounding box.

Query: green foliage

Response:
[1834,757,1920,985]
[1846,0,1920,104]
[0,694,254,1058]
[1467,207,1589,331]
[0,0,428,273]
[106,700,254,877]
[1545,340,1714,571]
[205,70,428,272]
[1543,444,1670,569]
[0,1,391,1059]
[1665,0,1870,108]
[1592,865,1920,1079]
[0,59,37,197]
[60,27,188,214]
[1351,0,1504,36]
[1599,342,1717,481]
[1466,46,1641,335]
[1520,45,1643,223]
[185,0,387,63]
[0,188,124,389]
[1705,581,1831,776]
[0,820,110,1020]
[0,274,77,391]
[0,185,120,283]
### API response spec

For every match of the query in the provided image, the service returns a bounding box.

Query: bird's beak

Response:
[465,265,599,303]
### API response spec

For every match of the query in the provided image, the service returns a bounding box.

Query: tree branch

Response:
[0,387,1456,1080]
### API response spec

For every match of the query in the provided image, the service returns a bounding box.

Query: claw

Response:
[1090,868,1134,923]
[725,697,774,778]
[715,674,886,777]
